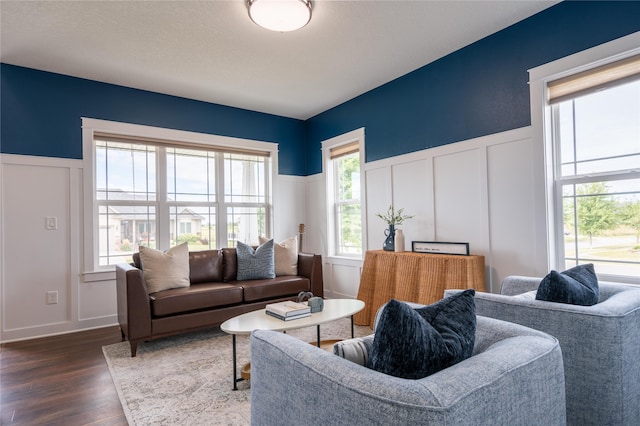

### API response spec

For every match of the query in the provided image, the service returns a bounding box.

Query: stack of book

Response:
[265,300,311,321]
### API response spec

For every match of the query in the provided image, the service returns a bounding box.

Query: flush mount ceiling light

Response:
[248,0,312,32]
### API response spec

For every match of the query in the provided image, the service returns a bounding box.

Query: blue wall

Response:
[304,1,640,174]
[2,1,639,177]
[0,65,307,176]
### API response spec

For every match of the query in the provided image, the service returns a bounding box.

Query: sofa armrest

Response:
[250,319,565,426]
[116,263,152,343]
[473,288,640,425]
[500,275,640,301]
[297,253,323,297]
[500,275,541,295]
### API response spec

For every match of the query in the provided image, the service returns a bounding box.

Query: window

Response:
[540,49,640,283]
[83,118,276,272]
[323,129,365,258]
[552,80,639,279]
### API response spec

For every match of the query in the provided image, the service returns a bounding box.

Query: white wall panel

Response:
[325,260,362,299]
[273,175,306,242]
[78,280,117,320]
[433,149,487,254]
[487,139,538,291]
[304,174,325,256]
[391,160,432,249]
[2,163,71,329]
[364,166,390,251]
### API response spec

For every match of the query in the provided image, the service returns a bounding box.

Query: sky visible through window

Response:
[556,80,640,280]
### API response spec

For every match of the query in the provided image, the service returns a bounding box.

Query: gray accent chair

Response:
[250,314,566,426]
[457,278,640,426]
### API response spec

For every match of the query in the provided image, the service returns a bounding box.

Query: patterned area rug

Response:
[103,318,372,425]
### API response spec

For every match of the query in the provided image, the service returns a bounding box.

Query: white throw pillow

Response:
[259,235,298,276]
[139,242,190,294]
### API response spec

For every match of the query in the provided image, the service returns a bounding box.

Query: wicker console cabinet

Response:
[354,250,486,327]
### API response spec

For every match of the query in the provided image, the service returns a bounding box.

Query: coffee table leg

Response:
[316,325,321,347]
[351,315,355,338]
[232,334,238,391]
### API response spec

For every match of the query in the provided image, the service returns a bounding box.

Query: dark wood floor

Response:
[0,326,128,425]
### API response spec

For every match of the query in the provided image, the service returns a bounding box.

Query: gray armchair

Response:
[463,277,640,426]
[250,315,566,426]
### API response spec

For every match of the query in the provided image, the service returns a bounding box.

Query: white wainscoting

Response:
[311,126,548,300]
[273,174,307,244]
[0,126,548,341]
[0,155,307,342]
[0,154,100,342]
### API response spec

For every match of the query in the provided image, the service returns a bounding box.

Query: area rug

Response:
[103,318,372,425]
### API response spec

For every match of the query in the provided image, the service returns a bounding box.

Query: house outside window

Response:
[536,49,640,283]
[323,128,366,258]
[83,118,277,272]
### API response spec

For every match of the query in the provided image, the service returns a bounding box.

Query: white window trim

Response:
[81,117,278,281]
[322,127,366,260]
[529,31,640,282]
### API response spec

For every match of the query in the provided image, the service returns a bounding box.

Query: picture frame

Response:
[411,241,469,256]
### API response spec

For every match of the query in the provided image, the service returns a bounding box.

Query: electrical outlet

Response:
[46,291,58,305]
[45,217,58,230]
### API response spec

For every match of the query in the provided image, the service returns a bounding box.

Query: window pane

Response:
[227,206,266,247]
[336,202,362,255]
[169,205,216,250]
[167,148,216,202]
[557,81,640,177]
[224,153,266,203]
[98,204,156,266]
[561,179,640,278]
[96,141,156,201]
[336,152,360,202]
[93,134,271,267]
[333,151,362,256]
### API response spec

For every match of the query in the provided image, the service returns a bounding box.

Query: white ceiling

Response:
[0,0,558,120]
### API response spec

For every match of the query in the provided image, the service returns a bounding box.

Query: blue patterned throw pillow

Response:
[536,263,599,306]
[368,290,476,379]
[236,240,275,280]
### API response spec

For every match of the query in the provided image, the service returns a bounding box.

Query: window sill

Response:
[82,269,116,283]
[325,255,363,264]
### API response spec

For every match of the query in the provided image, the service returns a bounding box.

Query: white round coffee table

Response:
[221,298,365,390]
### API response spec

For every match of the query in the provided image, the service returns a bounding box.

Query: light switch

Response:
[45,216,57,230]
[46,291,58,305]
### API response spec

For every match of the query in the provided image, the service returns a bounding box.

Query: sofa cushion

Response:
[369,290,476,379]
[259,235,298,276]
[241,276,310,302]
[536,263,599,306]
[139,243,190,294]
[150,283,244,317]
[222,248,238,282]
[236,240,275,280]
[189,249,224,284]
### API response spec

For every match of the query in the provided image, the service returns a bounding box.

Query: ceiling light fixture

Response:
[248,0,312,32]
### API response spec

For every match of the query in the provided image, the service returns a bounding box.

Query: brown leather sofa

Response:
[116,248,323,356]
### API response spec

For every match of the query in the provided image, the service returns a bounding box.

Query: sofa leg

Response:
[130,341,138,357]
[120,328,126,341]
